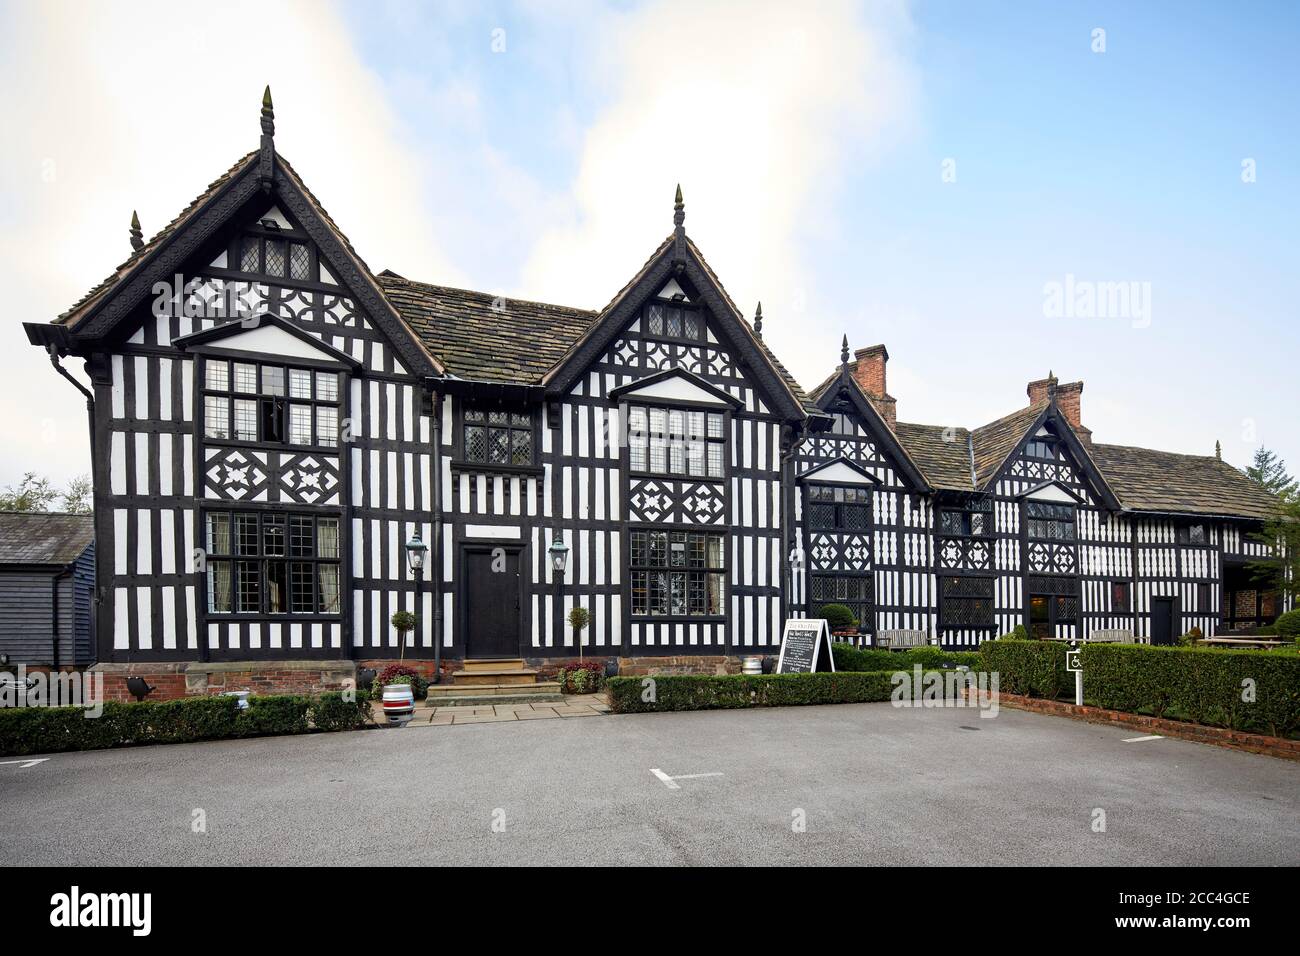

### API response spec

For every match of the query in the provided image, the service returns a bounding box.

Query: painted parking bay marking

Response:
[0,758,48,769]
[1122,735,1164,743]
[655,770,728,790]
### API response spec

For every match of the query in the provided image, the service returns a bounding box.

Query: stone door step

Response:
[461,658,526,672]
[427,681,560,699]
[452,669,539,686]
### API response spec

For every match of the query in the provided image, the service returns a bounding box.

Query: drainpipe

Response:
[430,392,444,683]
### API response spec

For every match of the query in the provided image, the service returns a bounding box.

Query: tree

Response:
[1249,496,1300,603]
[1242,446,1297,502]
[0,473,59,512]
[62,474,92,514]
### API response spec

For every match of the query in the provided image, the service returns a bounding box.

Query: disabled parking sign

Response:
[1066,646,1082,673]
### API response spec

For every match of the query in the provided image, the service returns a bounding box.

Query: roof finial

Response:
[1215,440,1222,460]
[129,210,143,251]
[753,302,763,340]
[261,85,275,138]
[841,334,850,365]
[673,183,685,233]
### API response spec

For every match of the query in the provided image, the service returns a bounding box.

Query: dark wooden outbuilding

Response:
[0,512,95,668]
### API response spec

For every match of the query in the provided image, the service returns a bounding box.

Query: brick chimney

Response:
[848,344,896,430]
[1026,374,1091,445]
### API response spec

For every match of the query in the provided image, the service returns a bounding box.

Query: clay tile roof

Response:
[1088,444,1280,520]
[0,512,94,565]
[58,151,259,328]
[970,400,1050,487]
[377,274,598,385]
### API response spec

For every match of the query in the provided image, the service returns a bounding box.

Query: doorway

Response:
[461,544,523,659]
[1151,597,1177,646]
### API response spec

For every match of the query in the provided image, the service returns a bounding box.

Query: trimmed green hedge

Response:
[978,639,1069,698]
[1080,642,1300,736]
[832,643,981,673]
[607,671,905,713]
[1275,609,1300,639]
[0,691,373,757]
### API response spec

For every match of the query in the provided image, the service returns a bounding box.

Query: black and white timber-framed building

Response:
[22,93,1289,679]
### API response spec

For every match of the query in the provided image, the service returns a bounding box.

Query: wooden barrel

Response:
[381,684,416,725]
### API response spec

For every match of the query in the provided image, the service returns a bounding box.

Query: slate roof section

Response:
[0,512,94,566]
[377,274,598,385]
[970,400,1050,487]
[1089,444,1280,520]
[894,422,974,492]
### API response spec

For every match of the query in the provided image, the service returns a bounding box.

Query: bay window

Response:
[202,357,341,447]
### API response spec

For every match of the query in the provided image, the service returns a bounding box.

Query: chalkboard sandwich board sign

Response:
[775,619,835,674]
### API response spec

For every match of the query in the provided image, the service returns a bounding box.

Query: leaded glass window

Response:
[462,407,534,466]
[1026,501,1076,541]
[288,242,310,281]
[630,530,725,617]
[939,498,993,537]
[642,302,705,342]
[939,575,995,628]
[806,484,871,530]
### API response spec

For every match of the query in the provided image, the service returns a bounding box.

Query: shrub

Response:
[1080,643,1300,736]
[1275,609,1300,639]
[310,690,373,731]
[0,692,374,757]
[831,643,980,673]
[818,603,858,631]
[978,638,1069,698]
[1179,626,1204,647]
[235,695,311,737]
[554,660,605,694]
[606,671,904,713]
[1001,625,1029,641]
[374,663,429,700]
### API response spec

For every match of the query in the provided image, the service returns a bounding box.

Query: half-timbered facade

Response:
[24,93,1288,685]
[800,349,1289,649]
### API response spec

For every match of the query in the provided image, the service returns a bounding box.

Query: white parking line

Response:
[650,768,724,789]
[1122,735,1164,743]
[0,758,48,769]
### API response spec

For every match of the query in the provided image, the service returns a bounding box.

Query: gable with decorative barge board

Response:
[25,92,441,665]
[794,346,935,641]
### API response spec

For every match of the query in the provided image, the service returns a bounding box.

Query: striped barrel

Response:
[742,656,763,675]
[381,684,416,725]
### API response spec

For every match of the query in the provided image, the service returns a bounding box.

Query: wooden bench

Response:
[1201,636,1285,650]
[875,628,932,650]
[1085,629,1144,644]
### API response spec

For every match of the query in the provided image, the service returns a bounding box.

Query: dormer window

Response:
[939,498,993,537]
[644,301,704,343]
[1177,522,1209,545]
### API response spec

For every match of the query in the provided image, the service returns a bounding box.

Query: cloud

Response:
[517,0,917,370]
[0,0,462,487]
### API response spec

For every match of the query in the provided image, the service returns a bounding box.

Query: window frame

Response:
[1112,580,1131,613]
[624,401,729,480]
[938,498,994,538]
[203,508,343,618]
[642,298,706,344]
[938,574,996,631]
[804,483,872,532]
[1177,521,1210,546]
[628,527,727,620]
[1025,500,1077,542]
[229,226,318,284]
[454,403,540,472]
[201,356,343,450]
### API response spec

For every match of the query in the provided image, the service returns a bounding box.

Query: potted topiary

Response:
[391,610,416,661]
[819,603,858,638]
[568,606,591,660]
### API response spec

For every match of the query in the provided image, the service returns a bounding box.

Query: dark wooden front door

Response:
[1151,597,1176,645]
[463,547,522,659]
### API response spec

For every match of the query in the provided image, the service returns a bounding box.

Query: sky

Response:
[0,0,1296,496]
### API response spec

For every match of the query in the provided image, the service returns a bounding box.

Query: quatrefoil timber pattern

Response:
[809,533,872,572]
[1027,541,1077,575]
[628,478,726,525]
[203,446,340,505]
[938,536,993,571]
